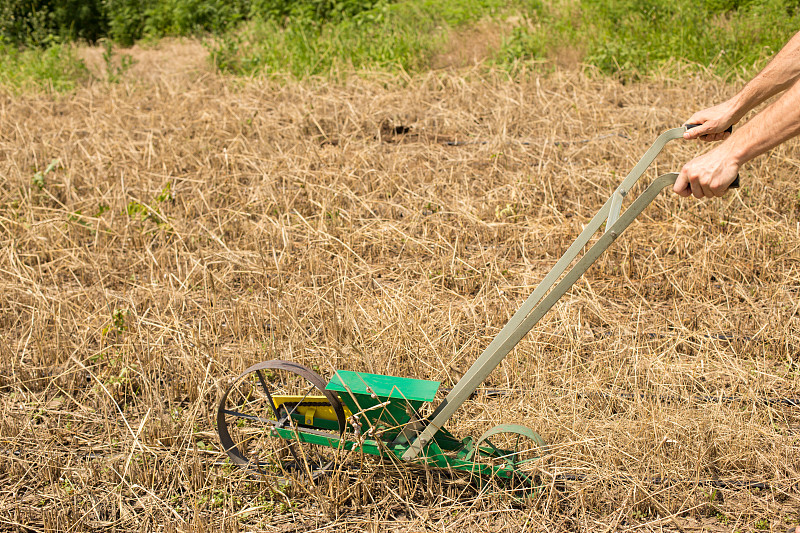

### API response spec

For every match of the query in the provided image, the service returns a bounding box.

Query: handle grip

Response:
[683,123,739,190]
[685,123,733,135]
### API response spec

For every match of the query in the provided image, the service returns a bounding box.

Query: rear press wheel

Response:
[468,423,548,495]
[217,360,347,482]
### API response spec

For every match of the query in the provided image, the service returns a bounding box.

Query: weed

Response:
[207,0,512,78]
[102,309,128,336]
[102,40,135,83]
[155,181,174,203]
[494,203,516,220]
[31,159,59,190]
[3,0,800,82]
[423,202,439,215]
[126,183,173,229]
[67,210,94,231]
[754,517,770,530]
[31,173,45,191]
[127,201,156,221]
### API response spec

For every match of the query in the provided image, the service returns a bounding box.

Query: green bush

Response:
[145,0,251,36]
[0,42,90,91]
[1,0,397,48]
[250,0,386,25]
[105,0,149,46]
[1,0,103,46]
[209,10,439,78]
[1,0,254,47]
[52,0,108,42]
[211,0,800,80]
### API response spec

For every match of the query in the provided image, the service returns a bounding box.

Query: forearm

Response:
[727,30,800,121]
[677,32,800,197]
[726,78,800,165]
[676,78,800,198]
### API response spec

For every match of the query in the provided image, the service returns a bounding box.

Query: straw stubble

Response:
[0,50,798,531]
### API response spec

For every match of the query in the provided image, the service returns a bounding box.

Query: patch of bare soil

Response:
[79,38,211,85]
[431,19,505,69]
[1,41,799,532]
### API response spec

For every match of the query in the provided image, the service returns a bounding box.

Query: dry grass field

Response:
[1,43,799,532]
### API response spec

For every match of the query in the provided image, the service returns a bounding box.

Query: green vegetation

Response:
[32,159,60,190]
[0,44,88,91]
[211,0,800,80]
[1,0,800,89]
[516,0,800,79]
[208,0,511,77]
[0,0,250,46]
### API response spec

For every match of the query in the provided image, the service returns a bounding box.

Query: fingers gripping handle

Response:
[685,123,740,189]
[685,123,733,135]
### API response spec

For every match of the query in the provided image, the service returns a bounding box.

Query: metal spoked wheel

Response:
[217,360,347,482]
[469,423,548,496]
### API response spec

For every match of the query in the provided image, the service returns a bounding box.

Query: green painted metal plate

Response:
[326,370,440,403]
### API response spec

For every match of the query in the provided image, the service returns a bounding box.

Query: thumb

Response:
[673,170,691,196]
[683,122,713,140]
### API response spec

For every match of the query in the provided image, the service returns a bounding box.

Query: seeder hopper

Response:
[216,125,738,490]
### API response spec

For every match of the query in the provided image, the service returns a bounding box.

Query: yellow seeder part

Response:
[271,395,352,425]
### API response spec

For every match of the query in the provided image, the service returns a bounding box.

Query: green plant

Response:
[579,0,800,79]
[496,24,548,66]
[250,0,387,25]
[0,44,89,91]
[67,210,93,231]
[208,0,520,78]
[102,40,135,82]
[102,309,128,336]
[144,0,251,36]
[754,517,769,530]
[155,181,174,203]
[0,0,254,48]
[111,309,127,332]
[105,0,149,46]
[1,0,109,46]
[32,159,59,189]
[126,183,173,229]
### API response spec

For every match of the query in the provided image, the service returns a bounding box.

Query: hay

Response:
[0,46,799,531]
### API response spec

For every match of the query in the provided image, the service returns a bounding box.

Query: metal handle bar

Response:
[401,126,694,461]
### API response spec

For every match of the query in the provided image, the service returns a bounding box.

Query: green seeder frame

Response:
[221,363,547,480]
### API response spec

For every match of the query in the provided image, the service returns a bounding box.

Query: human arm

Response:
[674,78,800,198]
[684,30,800,141]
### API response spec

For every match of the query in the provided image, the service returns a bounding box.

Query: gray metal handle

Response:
[401,172,681,460]
[400,130,692,460]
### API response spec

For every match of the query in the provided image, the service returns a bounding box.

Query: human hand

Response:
[683,101,739,141]
[673,145,740,198]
